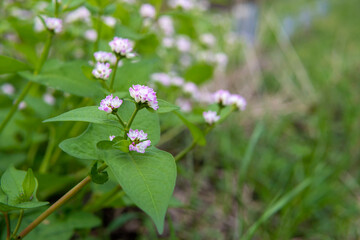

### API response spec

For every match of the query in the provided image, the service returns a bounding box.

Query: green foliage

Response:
[0,166,47,212]
[0,55,31,74]
[90,162,109,184]
[105,147,177,234]
[184,62,214,85]
[174,111,206,146]
[19,60,105,98]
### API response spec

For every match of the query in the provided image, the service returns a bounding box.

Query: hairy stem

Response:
[12,210,24,238]
[109,56,121,92]
[19,164,108,239]
[114,112,126,128]
[124,105,139,138]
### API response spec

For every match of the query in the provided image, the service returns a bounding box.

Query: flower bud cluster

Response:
[203,110,220,124]
[213,89,246,111]
[129,85,159,110]
[98,94,123,113]
[45,17,63,33]
[92,62,112,80]
[109,37,135,58]
[127,129,151,153]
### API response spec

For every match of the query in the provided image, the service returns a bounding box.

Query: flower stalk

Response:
[109,56,121,92]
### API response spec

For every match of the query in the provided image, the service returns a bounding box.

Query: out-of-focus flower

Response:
[92,62,112,80]
[45,17,63,33]
[176,36,192,52]
[168,0,194,10]
[18,101,26,110]
[11,8,32,21]
[179,54,192,67]
[94,51,114,63]
[85,29,97,41]
[162,37,174,48]
[65,6,90,23]
[176,98,192,112]
[151,73,171,86]
[213,89,231,105]
[98,94,123,113]
[1,83,15,96]
[102,16,117,27]
[158,16,174,36]
[109,37,135,58]
[129,85,159,110]
[203,110,220,124]
[229,94,246,111]
[140,4,156,19]
[171,76,184,87]
[200,33,216,47]
[128,129,151,153]
[34,17,45,32]
[43,93,56,105]
[183,82,199,98]
[109,135,115,141]
[215,53,228,71]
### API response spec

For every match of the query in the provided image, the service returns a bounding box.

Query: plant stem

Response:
[124,105,139,138]
[1,211,10,240]
[94,8,103,53]
[175,140,197,162]
[12,210,24,238]
[114,112,126,128]
[0,81,33,134]
[0,32,53,135]
[175,106,237,162]
[35,33,54,75]
[19,164,108,239]
[39,126,56,174]
[109,56,121,92]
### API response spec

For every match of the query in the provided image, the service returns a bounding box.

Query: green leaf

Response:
[43,106,119,126]
[90,162,109,184]
[156,99,180,114]
[22,168,36,200]
[0,55,31,74]
[184,63,214,84]
[174,111,206,146]
[113,140,130,153]
[0,166,48,211]
[18,60,105,98]
[60,102,160,160]
[105,148,177,234]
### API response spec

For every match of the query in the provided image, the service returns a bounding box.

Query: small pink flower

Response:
[109,37,135,58]
[98,94,123,113]
[229,94,246,111]
[140,4,156,19]
[1,83,15,96]
[109,135,115,141]
[213,89,231,106]
[127,129,151,153]
[129,85,159,110]
[203,110,220,124]
[94,51,114,63]
[92,62,112,80]
[45,17,62,33]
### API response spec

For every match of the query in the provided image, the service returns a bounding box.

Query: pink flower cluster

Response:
[45,17,62,33]
[94,51,116,64]
[92,62,112,80]
[127,129,151,153]
[129,85,159,110]
[109,37,135,58]
[203,110,220,124]
[213,89,246,111]
[98,94,123,113]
